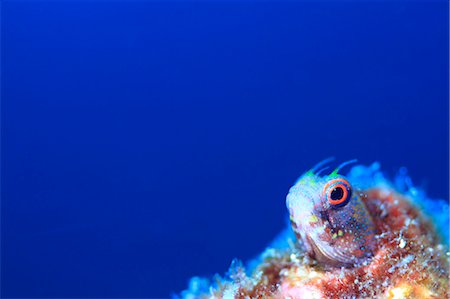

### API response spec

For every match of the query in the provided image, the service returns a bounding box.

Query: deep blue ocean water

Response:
[2,1,448,298]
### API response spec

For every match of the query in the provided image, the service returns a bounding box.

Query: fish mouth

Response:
[305,234,355,267]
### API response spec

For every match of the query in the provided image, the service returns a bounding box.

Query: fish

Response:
[286,158,378,267]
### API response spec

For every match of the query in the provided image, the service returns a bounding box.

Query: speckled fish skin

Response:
[286,171,378,267]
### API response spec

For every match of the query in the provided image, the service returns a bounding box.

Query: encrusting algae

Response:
[178,161,449,299]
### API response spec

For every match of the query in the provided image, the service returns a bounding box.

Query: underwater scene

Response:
[2,1,448,298]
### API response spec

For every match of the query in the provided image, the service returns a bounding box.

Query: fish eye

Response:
[324,178,352,208]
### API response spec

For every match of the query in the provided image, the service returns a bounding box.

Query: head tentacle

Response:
[309,157,335,175]
[315,166,330,176]
[331,159,358,176]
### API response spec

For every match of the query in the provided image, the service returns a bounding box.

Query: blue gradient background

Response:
[1,1,448,298]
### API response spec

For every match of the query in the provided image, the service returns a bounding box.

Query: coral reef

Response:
[178,162,449,299]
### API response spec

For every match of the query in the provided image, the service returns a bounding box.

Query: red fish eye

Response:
[323,178,352,207]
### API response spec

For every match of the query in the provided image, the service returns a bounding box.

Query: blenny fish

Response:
[286,158,378,267]
[178,160,449,299]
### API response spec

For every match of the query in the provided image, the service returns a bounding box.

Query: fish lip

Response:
[305,234,355,268]
[304,234,317,259]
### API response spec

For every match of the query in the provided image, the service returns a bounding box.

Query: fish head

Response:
[286,160,377,267]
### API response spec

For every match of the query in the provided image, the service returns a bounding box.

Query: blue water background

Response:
[2,1,448,298]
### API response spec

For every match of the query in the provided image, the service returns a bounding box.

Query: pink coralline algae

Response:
[178,161,449,299]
